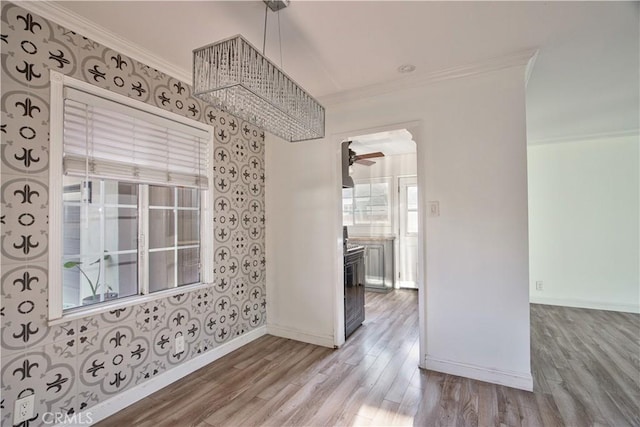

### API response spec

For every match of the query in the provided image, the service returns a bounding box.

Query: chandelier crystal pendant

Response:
[193,18,325,142]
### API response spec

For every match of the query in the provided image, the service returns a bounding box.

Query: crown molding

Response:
[524,49,539,88]
[319,48,539,107]
[18,0,192,84]
[527,129,640,146]
[17,1,538,107]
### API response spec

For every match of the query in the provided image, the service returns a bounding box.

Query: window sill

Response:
[48,281,213,326]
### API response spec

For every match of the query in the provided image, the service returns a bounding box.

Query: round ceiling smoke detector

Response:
[398,64,416,74]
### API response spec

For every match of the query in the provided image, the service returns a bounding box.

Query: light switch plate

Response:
[428,201,440,217]
[175,334,185,354]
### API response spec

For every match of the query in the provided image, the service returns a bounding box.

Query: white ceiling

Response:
[54,1,639,143]
[349,130,416,156]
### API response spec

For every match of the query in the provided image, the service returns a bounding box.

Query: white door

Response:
[398,176,418,289]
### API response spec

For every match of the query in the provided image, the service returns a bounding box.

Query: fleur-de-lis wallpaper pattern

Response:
[0,2,266,425]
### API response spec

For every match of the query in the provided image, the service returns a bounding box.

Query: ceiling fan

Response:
[347,143,385,167]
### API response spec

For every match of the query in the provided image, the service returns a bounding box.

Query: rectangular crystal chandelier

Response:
[193,35,325,142]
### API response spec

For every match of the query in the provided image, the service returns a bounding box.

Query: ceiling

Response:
[54,1,639,143]
[349,130,416,156]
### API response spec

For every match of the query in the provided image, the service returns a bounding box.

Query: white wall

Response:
[528,135,640,313]
[266,63,533,390]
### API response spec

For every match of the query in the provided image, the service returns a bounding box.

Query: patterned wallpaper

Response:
[0,2,266,425]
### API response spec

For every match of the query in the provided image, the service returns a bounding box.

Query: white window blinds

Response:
[63,87,210,189]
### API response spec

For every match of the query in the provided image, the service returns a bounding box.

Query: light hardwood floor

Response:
[97,290,640,427]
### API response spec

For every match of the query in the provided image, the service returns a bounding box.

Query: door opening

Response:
[341,128,418,297]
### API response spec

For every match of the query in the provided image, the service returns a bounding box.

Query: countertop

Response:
[349,236,395,242]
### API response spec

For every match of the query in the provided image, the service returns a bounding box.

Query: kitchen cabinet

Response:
[349,237,395,291]
[344,246,365,338]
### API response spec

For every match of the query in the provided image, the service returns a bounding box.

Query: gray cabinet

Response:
[344,248,365,338]
[349,237,395,291]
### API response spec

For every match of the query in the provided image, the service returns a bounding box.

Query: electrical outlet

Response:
[536,281,544,291]
[14,393,35,424]
[175,334,185,354]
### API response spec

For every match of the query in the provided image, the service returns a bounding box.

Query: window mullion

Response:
[198,200,203,282]
[139,185,150,295]
[351,191,356,226]
[99,180,106,302]
[174,187,179,288]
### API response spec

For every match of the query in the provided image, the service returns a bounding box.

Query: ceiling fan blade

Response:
[354,152,384,161]
[355,159,376,166]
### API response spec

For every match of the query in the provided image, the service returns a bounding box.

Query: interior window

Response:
[50,72,212,319]
[342,179,391,226]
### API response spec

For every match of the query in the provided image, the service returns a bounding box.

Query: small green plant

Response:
[64,251,112,299]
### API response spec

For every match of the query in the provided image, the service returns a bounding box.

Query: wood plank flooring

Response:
[97,291,640,427]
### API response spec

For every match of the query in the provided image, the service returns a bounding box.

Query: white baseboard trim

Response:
[530,296,640,314]
[425,355,533,391]
[267,323,335,348]
[65,326,267,426]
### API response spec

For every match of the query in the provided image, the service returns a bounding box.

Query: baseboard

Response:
[530,296,640,314]
[63,326,267,426]
[425,355,533,391]
[267,323,335,348]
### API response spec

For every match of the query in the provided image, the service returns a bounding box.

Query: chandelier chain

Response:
[263,3,268,55]
[192,1,325,142]
[278,10,283,69]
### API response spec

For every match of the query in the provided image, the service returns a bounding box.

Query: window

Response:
[147,185,201,293]
[406,184,418,234]
[49,72,213,320]
[62,179,140,308]
[342,178,392,226]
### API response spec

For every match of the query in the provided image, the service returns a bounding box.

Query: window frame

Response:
[48,71,214,322]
